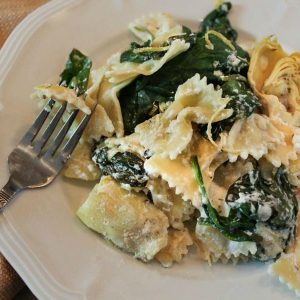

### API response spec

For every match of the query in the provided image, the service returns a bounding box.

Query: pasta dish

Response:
[32,1,300,295]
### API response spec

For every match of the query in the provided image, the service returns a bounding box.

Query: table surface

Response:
[0,1,48,298]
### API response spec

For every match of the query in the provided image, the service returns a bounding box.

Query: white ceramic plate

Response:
[0,0,299,299]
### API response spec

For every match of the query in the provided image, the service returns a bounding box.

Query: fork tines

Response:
[20,98,93,161]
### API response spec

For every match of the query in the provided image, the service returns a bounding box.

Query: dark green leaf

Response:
[200,2,237,42]
[191,156,253,242]
[59,49,92,96]
[192,155,298,258]
[120,33,249,134]
[92,143,148,188]
[225,167,298,260]
[120,40,166,63]
[222,79,260,119]
[226,168,298,229]
[198,78,260,140]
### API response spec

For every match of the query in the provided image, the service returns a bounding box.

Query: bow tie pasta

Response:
[32,2,300,295]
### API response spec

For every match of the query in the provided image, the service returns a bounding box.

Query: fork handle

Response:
[0,178,23,211]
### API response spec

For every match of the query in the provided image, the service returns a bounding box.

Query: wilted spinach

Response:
[120,30,197,64]
[226,168,298,230]
[226,167,298,260]
[92,143,148,188]
[192,155,298,261]
[200,2,237,42]
[120,33,249,134]
[191,156,253,242]
[199,78,260,140]
[59,49,92,96]
[120,40,167,63]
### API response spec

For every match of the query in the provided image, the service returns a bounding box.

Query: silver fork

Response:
[0,98,94,211]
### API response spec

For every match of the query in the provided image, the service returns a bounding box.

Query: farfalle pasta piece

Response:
[195,224,257,262]
[270,215,300,296]
[63,142,100,181]
[196,136,228,188]
[135,74,232,159]
[77,176,169,261]
[219,113,288,165]
[34,83,115,143]
[129,13,183,46]
[156,229,193,267]
[210,254,249,264]
[106,39,190,84]
[97,77,132,137]
[82,104,114,143]
[145,153,201,207]
[104,132,146,158]
[34,84,92,114]
[86,66,106,99]
[147,178,195,230]
[164,73,231,120]
[264,119,297,167]
[144,136,227,208]
[261,94,300,127]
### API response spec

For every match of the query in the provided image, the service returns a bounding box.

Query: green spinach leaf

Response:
[120,33,249,134]
[226,167,298,260]
[59,49,92,96]
[200,2,237,42]
[120,31,197,64]
[192,155,298,261]
[191,156,253,242]
[92,143,148,188]
[199,78,260,140]
[120,40,166,63]
[226,168,298,229]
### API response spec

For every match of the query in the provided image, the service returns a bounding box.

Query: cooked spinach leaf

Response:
[120,40,166,63]
[120,33,249,134]
[198,78,260,140]
[92,143,148,188]
[59,49,92,96]
[226,167,298,260]
[222,78,260,119]
[200,2,237,42]
[120,31,197,64]
[191,156,253,242]
[227,168,298,230]
[192,155,298,261]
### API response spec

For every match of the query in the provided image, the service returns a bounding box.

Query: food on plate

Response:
[31,1,300,296]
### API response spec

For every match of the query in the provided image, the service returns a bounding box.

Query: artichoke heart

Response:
[262,54,300,113]
[248,38,300,114]
[248,37,286,96]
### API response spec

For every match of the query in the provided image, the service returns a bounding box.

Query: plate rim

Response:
[0,1,298,299]
[0,0,84,298]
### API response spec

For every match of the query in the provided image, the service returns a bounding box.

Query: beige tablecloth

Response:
[0,1,48,299]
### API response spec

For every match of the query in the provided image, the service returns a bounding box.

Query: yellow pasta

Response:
[147,178,195,230]
[128,13,183,46]
[106,39,190,84]
[270,216,300,296]
[135,74,232,159]
[219,113,295,166]
[33,84,92,114]
[63,142,100,181]
[156,229,193,267]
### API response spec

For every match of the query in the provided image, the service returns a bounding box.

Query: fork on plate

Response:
[0,99,94,211]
